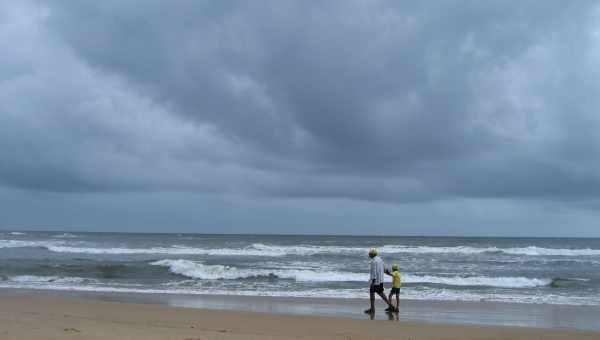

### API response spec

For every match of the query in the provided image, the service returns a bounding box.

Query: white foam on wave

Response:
[6,275,94,284]
[501,246,600,256]
[44,245,284,256]
[150,259,551,288]
[3,239,599,257]
[380,245,600,256]
[250,243,354,256]
[0,240,289,256]
[0,240,57,249]
[1,281,598,306]
[241,243,600,257]
[403,274,550,288]
[149,259,366,282]
[1,239,282,256]
[151,260,233,280]
[8,232,26,236]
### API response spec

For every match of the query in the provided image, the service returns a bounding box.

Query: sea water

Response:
[1,232,600,306]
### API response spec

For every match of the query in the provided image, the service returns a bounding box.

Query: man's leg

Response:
[377,291,392,306]
[365,285,376,313]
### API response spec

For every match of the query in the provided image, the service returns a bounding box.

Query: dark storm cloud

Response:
[2,0,600,203]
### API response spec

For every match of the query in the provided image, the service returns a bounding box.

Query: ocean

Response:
[1,231,599,307]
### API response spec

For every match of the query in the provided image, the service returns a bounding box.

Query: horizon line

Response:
[1,228,598,239]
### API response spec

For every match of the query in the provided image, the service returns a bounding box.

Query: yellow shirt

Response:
[391,270,401,288]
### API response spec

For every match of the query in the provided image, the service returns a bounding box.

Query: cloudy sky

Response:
[1,1,600,236]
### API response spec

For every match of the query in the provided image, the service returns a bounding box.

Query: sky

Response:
[1,1,600,236]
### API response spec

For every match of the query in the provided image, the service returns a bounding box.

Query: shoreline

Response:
[1,293,599,340]
[2,288,599,331]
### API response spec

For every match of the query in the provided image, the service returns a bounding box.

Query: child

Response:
[385,263,401,312]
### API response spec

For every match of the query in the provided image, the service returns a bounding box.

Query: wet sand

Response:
[3,287,600,330]
[1,294,599,340]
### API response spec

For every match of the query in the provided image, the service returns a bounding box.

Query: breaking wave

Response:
[379,245,600,256]
[1,282,597,306]
[149,259,366,282]
[44,245,284,256]
[0,240,56,249]
[4,275,95,284]
[150,259,551,288]
[2,239,600,257]
[241,243,600,257]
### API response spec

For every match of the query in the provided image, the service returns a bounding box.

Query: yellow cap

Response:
[392,263,399,271]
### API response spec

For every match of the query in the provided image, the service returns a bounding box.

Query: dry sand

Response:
[0,295,598,340]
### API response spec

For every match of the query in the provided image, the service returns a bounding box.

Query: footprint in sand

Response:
[63,328,81,333]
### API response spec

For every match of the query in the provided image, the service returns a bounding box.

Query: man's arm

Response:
[374,259,384,284]
[369,261,376,284]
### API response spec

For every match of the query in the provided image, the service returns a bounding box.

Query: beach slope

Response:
[0,295,598,340]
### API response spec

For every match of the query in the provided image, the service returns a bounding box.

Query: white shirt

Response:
[369,256,385,285]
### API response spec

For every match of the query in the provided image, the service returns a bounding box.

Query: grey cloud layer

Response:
[2,0,600,203]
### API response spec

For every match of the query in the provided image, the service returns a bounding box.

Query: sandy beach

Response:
[1,295,598,340]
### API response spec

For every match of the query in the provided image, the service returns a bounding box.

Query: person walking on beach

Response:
[385,263,401,313]
[364,248,394,314]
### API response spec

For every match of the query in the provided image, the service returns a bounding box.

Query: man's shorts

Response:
[390,287,400,295]
[370,283,384,294]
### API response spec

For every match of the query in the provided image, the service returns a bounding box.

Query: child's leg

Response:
[395,291,400,310]
[388,292,394,306]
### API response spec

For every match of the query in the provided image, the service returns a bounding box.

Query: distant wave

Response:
[0,240,55,248]
[8,232,26,236]
[379,245,600,256]
[2,239,600,257]
[52,233,78,239]
[0,240,281,256]
[44,245,283,256]
[150,259,551,288]
[248,243,600,257]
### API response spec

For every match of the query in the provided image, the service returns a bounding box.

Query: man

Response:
[364,248,394,314]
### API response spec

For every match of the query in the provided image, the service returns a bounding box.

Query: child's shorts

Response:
[390,287,400,294]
